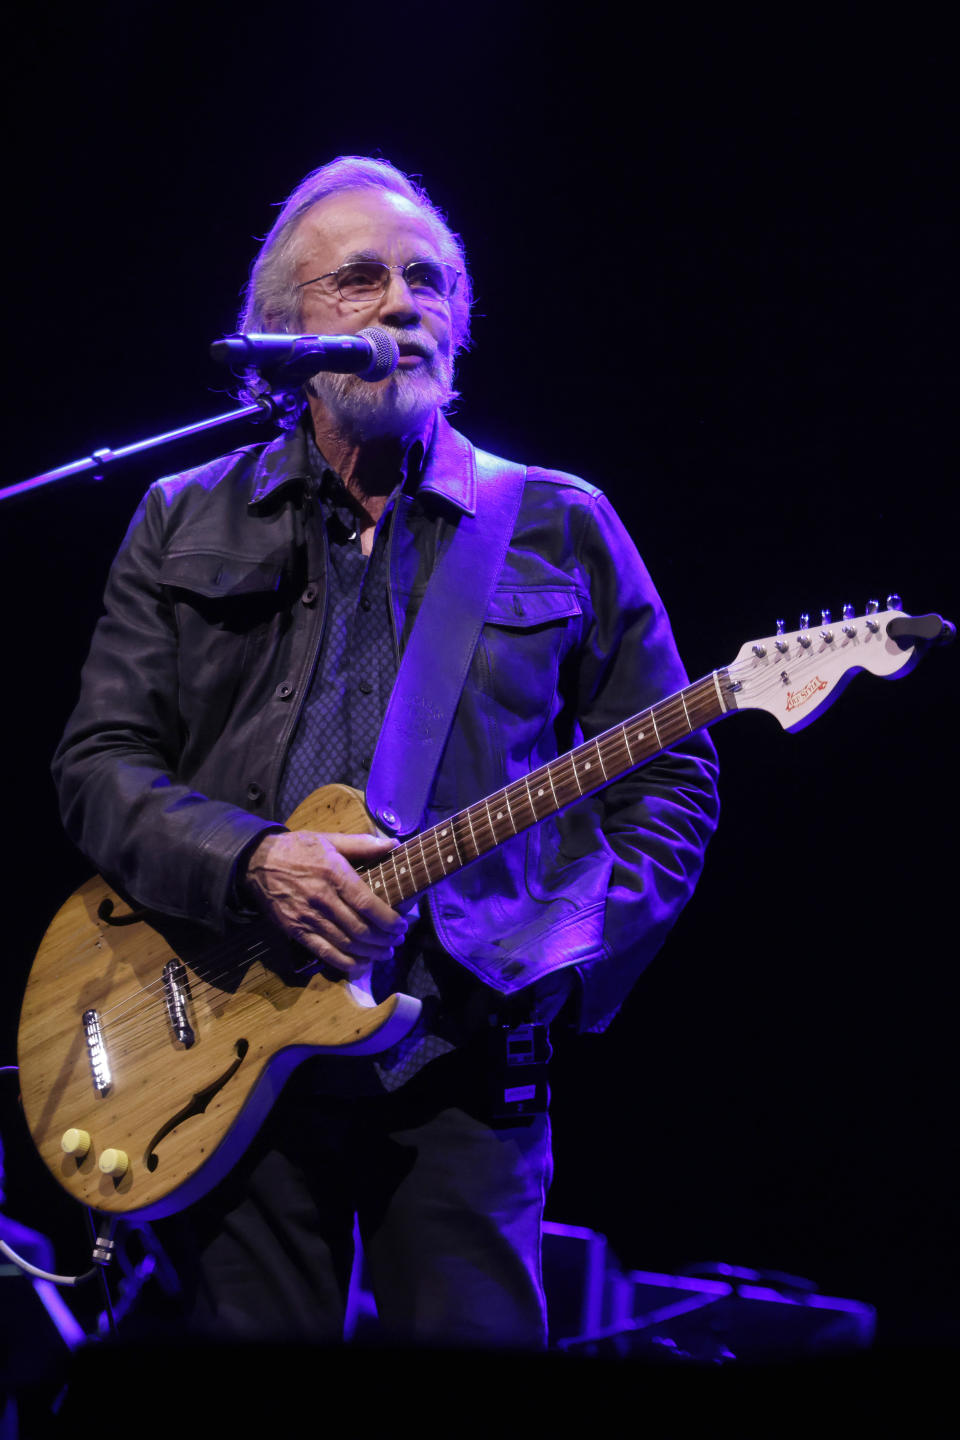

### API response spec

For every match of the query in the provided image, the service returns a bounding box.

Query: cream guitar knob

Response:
[98,1148,129,1178]
[60,1128,91,1158]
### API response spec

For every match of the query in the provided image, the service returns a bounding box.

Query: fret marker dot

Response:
[400,866,407,874]
[637,731,644,739]
[441,829,448,837]
[496,811,503,820]
[537,787,544,796]
[447,855,454,863]
[374,881,382,890]
[584,762,591,770]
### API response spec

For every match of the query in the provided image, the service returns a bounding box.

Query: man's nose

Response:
[377,270,423,327]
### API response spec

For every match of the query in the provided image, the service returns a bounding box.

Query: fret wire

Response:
[428,824,448,878]
[453,812,474,865]
[623,722,635,765]
[437,820,460,873]
[415,831,429,887]
[522,772,538,821]
[394,843,414,899]
[595,738,608,780]
[483,796,498,846]
[365,861,386,897]
[386,845,404,905]
[493,788,517,835]
[555,754,578,812]
[649,709,662,748]
[570,750,584,796]
[464,803,480,860]
[508,779,531,827]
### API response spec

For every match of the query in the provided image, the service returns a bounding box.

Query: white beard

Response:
[306,332,456,440]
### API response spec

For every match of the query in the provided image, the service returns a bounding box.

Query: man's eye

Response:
[339,263,386,291]
[407,264,444,293]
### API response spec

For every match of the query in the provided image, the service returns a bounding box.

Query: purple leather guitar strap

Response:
[365,447,527,838]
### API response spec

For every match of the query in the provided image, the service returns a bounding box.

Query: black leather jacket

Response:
[53,416,719,1032]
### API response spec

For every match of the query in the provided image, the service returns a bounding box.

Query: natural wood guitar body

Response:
[17,785,421,1219]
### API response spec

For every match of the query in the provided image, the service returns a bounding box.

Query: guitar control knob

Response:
[98,1148,129,1178]
[60,1128,91,1158]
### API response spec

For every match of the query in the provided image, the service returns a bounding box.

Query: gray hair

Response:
[237,156,472,410]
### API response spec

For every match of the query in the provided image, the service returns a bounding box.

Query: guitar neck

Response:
[360,668,732,907]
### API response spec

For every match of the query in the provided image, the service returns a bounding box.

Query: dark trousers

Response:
[149,1045,553,1348]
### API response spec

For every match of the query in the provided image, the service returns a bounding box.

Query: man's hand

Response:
[244,830,407,976]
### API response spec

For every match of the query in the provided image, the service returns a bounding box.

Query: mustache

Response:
[378,327,438,363]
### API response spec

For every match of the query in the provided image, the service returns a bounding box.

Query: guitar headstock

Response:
[724,600,949,731]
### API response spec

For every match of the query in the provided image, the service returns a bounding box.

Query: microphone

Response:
[211,327,399,389]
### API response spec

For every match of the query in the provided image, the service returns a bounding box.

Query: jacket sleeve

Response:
[51,482,279,928]
[564,487,720,1032]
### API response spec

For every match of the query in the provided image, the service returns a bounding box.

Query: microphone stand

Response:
[0,393,296,505]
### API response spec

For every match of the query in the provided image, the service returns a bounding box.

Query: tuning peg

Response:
[775,619,788,653]
[866,599,879,613]
[886,593,903,611]
[820,609,834,642]
[842,603,855,620]
[798,613,811,648]
[842,603,856,637]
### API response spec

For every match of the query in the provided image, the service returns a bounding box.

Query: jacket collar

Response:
[248,410,477,517]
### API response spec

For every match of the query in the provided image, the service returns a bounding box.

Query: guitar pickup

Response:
[162,959,196,1048]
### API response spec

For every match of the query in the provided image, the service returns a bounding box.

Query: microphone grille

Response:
[357,327,400,382]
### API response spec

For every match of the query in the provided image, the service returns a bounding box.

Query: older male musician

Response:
[52,157,720,1346]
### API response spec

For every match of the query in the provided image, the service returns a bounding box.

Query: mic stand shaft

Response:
[0,394,293,504]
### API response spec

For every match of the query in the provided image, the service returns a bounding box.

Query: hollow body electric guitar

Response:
[18,604,950,1219]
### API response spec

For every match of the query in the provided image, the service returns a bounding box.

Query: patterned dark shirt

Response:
[277,431,484,1093]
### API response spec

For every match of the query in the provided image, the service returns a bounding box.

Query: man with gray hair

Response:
[53,156,720,1346]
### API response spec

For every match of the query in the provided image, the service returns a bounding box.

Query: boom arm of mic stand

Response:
[0,394,294,504]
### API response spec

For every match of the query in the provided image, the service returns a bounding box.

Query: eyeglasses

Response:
[295,259,460,303]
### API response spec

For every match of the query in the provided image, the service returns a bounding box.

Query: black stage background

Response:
[1,3,957,1355]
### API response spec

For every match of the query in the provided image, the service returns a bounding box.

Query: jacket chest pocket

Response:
[478,587,582,722]
[158,549,291,712]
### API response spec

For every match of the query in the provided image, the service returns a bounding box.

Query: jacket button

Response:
[301,584,319,606]
[247,782,263,803]
[275,682,294,700]
[358,679,373,695]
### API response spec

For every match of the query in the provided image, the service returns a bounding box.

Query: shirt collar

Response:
[247,409,477,516]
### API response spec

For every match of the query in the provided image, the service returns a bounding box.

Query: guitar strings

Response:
[95,676,731,1056]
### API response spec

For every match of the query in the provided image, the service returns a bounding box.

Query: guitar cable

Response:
[0,1063,113,1289]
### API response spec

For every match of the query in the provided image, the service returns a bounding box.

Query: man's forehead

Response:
[293,188,443,262]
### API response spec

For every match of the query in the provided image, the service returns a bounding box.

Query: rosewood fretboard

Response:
[359,669,731,906]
